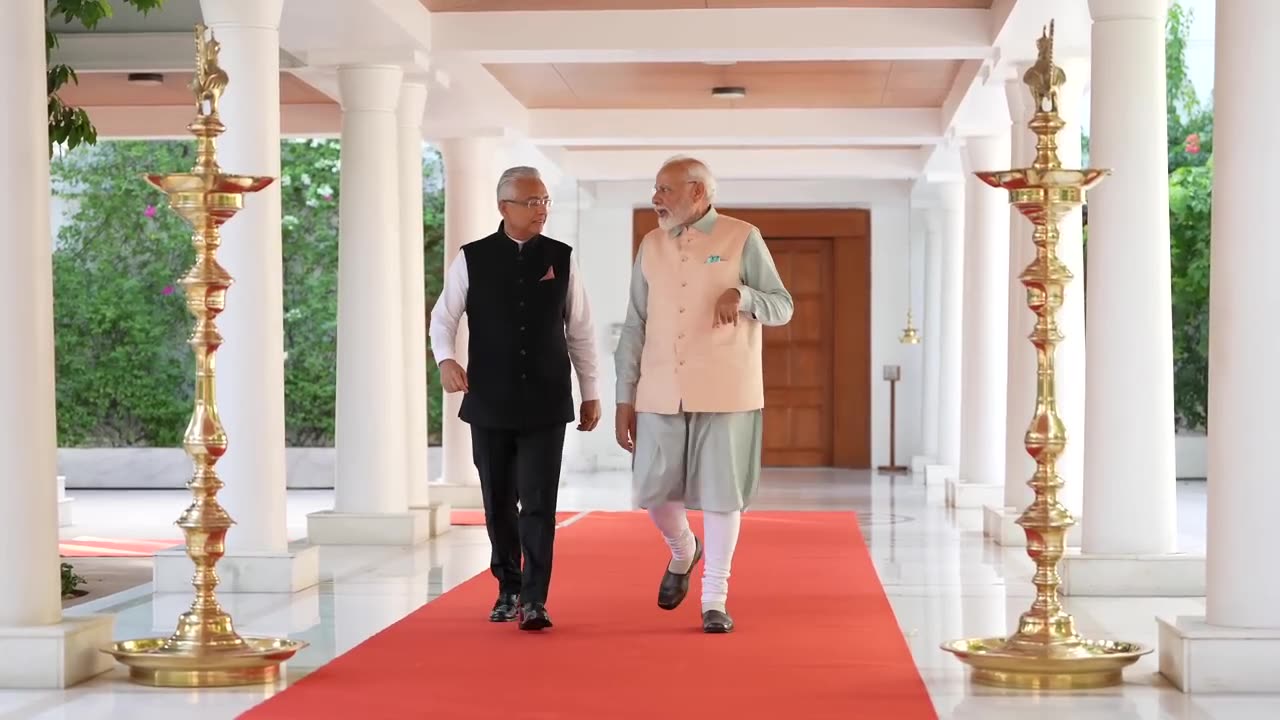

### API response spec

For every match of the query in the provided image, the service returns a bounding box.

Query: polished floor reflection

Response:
[2,471,1275,718]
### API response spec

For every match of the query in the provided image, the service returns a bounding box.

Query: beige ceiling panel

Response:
[879,87,949,106]
[488,60,957,109]
[422,1,703,10]
[484,64,579,107]
[703,0,992,7]
[885,59,960,89]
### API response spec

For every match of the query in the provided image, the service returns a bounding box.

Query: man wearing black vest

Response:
[428,166,601,631]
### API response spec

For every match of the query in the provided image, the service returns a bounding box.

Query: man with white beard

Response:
[613,155,793,633]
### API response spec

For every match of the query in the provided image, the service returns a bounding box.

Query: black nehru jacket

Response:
[458,224,577,429]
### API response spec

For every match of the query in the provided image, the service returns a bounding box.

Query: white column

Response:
[307,64,430,545]
[1001,69,1036,512]
[0,0,62,634]
[156,0,320,594]
[1158,0,1280,692]
[1064,0,1201,597]
[429,137,498,509]
[1203,0,1280,631]
[198,0,287,555]
[927,181,965,486]
[1054,57,1089,535]
[918,211,943,463]
[1082,0,1176,554]
[947,132,1010,508]
[988,61,1086,547]
[0,0,113,687]
[986,69,1038,541]
[397,81,450,534]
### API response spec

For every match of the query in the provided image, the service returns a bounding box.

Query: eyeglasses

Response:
[653,181,698,195]
[501,198,553,209]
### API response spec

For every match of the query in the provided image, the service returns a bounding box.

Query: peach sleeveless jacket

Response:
[635,213,764,414]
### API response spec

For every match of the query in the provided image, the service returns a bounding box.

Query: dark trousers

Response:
[471,423,567,606]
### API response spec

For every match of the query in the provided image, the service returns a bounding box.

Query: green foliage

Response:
[1169,158,1212,430]
[52,139,448,447]
[46,0,166,155]
[279,140,340,445]
[1166,2,1214,173]
[1165,1,1214,431]
[423,162,447,444]
[52,141,197,446]
[61,561,85,597]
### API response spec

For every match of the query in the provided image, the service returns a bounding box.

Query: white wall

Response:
[561,177,926,472]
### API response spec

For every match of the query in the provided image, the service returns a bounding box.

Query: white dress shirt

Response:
[428,235,600,402]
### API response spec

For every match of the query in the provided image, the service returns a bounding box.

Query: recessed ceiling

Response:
[422,1,991,10]
[486,60,959,109]
[55,72,334,107]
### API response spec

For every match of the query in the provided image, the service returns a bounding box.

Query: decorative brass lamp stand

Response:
[939,21,1150,689]
[102,24,306,687]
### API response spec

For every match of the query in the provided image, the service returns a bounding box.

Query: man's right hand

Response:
[439,359,468,393]
[615,403,637,453]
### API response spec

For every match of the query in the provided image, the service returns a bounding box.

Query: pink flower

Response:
[144,205,157,218]
[1185,133,1200,154]
[161,285,174,296]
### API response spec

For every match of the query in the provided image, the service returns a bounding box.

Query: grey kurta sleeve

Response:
[614,243,649,405]
[736,228,794,326]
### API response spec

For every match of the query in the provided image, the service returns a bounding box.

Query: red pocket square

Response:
[540,266,555,281]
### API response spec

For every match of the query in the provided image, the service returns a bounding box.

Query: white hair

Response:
[496,166,541,201]
[660,155,717,201]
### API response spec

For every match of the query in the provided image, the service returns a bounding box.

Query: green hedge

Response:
[52,138,446,447]
[1165,1,1213,432]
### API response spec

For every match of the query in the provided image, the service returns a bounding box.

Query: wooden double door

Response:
[631,208,871,468]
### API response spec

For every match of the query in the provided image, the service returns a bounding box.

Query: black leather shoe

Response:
[702,608,734,634]
[489,592,519,622]
[657,537,703,610]
[517,602,553,631]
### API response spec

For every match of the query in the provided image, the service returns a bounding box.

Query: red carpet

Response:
[241,511,936,720]
[58,537,180,557]
[449,510,576,526]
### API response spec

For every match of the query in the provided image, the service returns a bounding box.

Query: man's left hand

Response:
[577,399,601,431]
[714,288,741,327]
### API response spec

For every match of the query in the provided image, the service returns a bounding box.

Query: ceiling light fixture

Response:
[127,72,164,86]
[711,86,746,100]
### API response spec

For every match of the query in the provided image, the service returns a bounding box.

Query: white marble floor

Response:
[4,471,1275,718]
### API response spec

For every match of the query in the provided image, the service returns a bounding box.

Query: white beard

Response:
[656,204,691,231]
